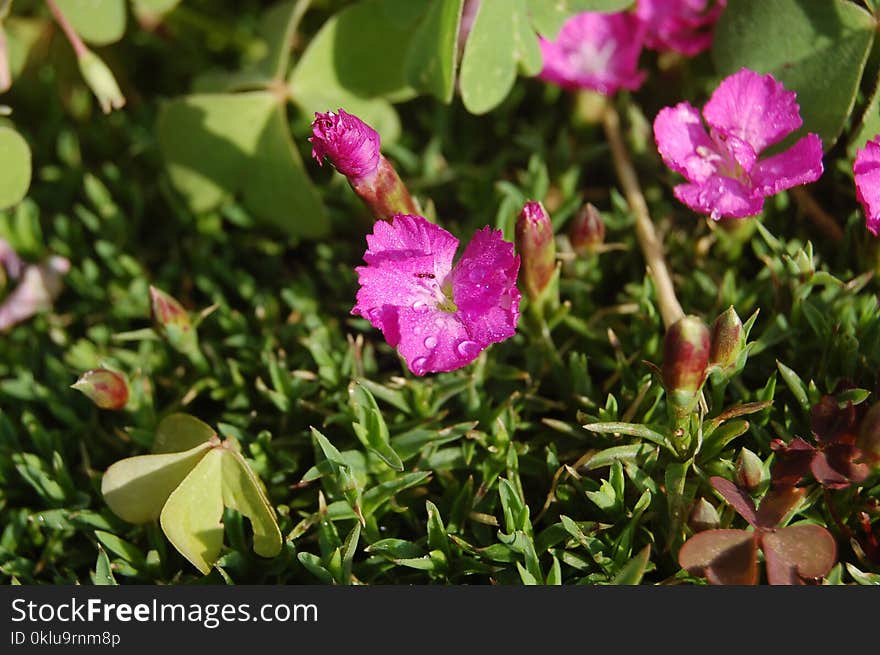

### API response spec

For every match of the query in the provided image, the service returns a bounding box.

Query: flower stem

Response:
[45,0,89,59]
[790,186,843,242]
[602,101,684,329]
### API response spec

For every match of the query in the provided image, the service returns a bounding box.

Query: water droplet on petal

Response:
[412,300,429,312]
[411,357,428,375]
[424,336,438,349]
[456,340,481,359]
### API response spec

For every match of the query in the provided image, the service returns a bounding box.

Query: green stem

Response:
[45,0,88,58]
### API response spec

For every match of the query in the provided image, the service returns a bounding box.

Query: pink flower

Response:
[538,12,646,95]
[0,248,70,332]
[352,214,520,376]
[310,109,381,181]
[854,136,880,236]
[653,68,824,220]
[636,0,727,56]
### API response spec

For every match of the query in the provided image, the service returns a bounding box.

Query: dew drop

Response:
[424,336,438,349]
[456,340,481,359]
[412,300,429,312]
[411,357,428,375]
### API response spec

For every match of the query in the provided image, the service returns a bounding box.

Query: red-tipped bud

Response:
[688,498,720,532]
[568,203,605,254]
[858,402,880,467]
[310,109,381,182]
[72,368,129,410]
[662,315,711,413]
[149,285,199,355]
[516,201,557,302]
[709,306,744,371]
[734,448,764,492]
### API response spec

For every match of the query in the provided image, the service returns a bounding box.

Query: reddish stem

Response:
[0,26,10,93]
[45,0,89,58]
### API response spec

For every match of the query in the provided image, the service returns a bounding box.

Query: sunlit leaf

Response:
[153,413,216,454]
[220,448,282,559]
[678,529,758,585]
[160,448,225,575]
[56,0,127,46]
[0,126,31,209]
[101,442,213,524]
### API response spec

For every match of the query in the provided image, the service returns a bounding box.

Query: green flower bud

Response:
[78,49,125,114]
[688,498,720,533]
[516,201,557,301]
[709,306,744,371]
[72,368,129,410]
[662,315,710,413]
[734,447,763,492]
[568,203,605,255]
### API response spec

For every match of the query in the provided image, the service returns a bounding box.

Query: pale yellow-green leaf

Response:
[220,449,282,558]
[160,448,225,575]
[101,442,213,524]
[153,413,216,454]
[55,0,127,46]
[0,126,31,209]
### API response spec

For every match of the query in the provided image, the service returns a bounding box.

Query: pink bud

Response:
[515,201,556,301]
[309,109,381,182]
[662,315,710,412]
[72,368,129,410]
[149,285,189,329]
[568,203,605,254]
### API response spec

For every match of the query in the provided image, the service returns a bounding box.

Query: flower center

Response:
[413,273,458,313]
[572,39,617,77]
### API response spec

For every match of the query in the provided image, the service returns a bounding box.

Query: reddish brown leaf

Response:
[710,476,758,526]
[755,486,806,528]
[761,524,837,583]
[679,529,758,585]
[770,437,814,488]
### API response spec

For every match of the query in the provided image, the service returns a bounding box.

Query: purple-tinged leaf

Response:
[761,525,837,584]
[755,486,806,529]
[810,445,870,489]
[769,437,814,488]
[710,476,758,526]
[679,529,758,585]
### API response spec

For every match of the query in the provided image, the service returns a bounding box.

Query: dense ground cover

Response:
[1,0,880,585]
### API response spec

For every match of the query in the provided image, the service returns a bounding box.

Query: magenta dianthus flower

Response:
[854,136,880,236]
[538,12,646,95]
[310,109,381,181]
[352,214,520,376]
[637,0,727,56]
[653,68,824,220]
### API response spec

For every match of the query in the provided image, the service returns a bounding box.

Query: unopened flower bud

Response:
[72,368,129,410]
[309,109,417,221]
[149,285,199,355]
[662,315,710,413]
[734,448,763,491]
[568,203,605,254]
[857,402,880,467]
[310,109,380,181]
[688,498,720,532]
[78,49,125,114]
[516,201,557,302]
[709,306,744,371]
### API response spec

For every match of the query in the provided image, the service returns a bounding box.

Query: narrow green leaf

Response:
[611,545,651,585]
[776,360,810,411]
[92,545,117,585]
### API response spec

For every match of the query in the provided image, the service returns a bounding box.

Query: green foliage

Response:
[0,126,30,209]
[714,0,876,147]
